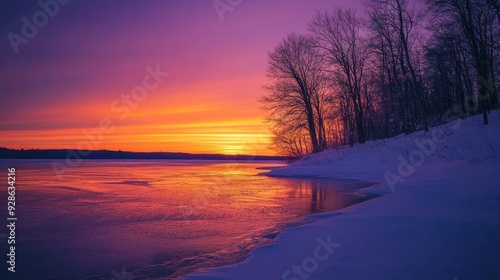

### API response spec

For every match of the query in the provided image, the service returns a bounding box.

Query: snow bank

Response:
[268,110,500,190]
[184,111,500,280]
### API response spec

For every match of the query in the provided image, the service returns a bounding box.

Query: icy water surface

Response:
[0,160,374,280]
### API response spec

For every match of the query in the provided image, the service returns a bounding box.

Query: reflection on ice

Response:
[0,160,374,280]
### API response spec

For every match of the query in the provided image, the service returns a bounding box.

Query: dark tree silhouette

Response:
[262,33,329,155]
[310,8,369,144]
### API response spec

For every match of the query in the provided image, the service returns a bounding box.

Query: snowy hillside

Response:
[268,110,500,190]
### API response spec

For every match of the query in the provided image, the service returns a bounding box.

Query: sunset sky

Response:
[0,0,359,155]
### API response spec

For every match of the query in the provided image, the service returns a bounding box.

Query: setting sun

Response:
[220,144,246,155]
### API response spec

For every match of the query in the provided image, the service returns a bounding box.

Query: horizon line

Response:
[0,146,286,159]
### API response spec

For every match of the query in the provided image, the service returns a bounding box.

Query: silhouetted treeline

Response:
[0,147,287,161]
[261,0,499,157]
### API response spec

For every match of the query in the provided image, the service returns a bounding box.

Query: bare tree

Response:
[427,0,499,125]
[309,8,369,144]
[261,33,329,155]
[425,21,475,118]
[366,0,428,133]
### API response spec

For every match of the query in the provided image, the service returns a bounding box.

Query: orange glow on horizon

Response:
[0,128,274,156]
[0,86,275,155]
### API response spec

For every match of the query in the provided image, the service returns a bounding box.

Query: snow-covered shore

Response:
[185,111,500,280]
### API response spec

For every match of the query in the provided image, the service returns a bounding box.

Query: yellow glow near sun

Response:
[220,145,246,155]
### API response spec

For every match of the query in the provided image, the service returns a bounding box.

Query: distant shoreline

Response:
[0,147,287,161]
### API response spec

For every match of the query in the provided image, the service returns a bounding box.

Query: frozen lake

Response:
[0,160,374,279]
